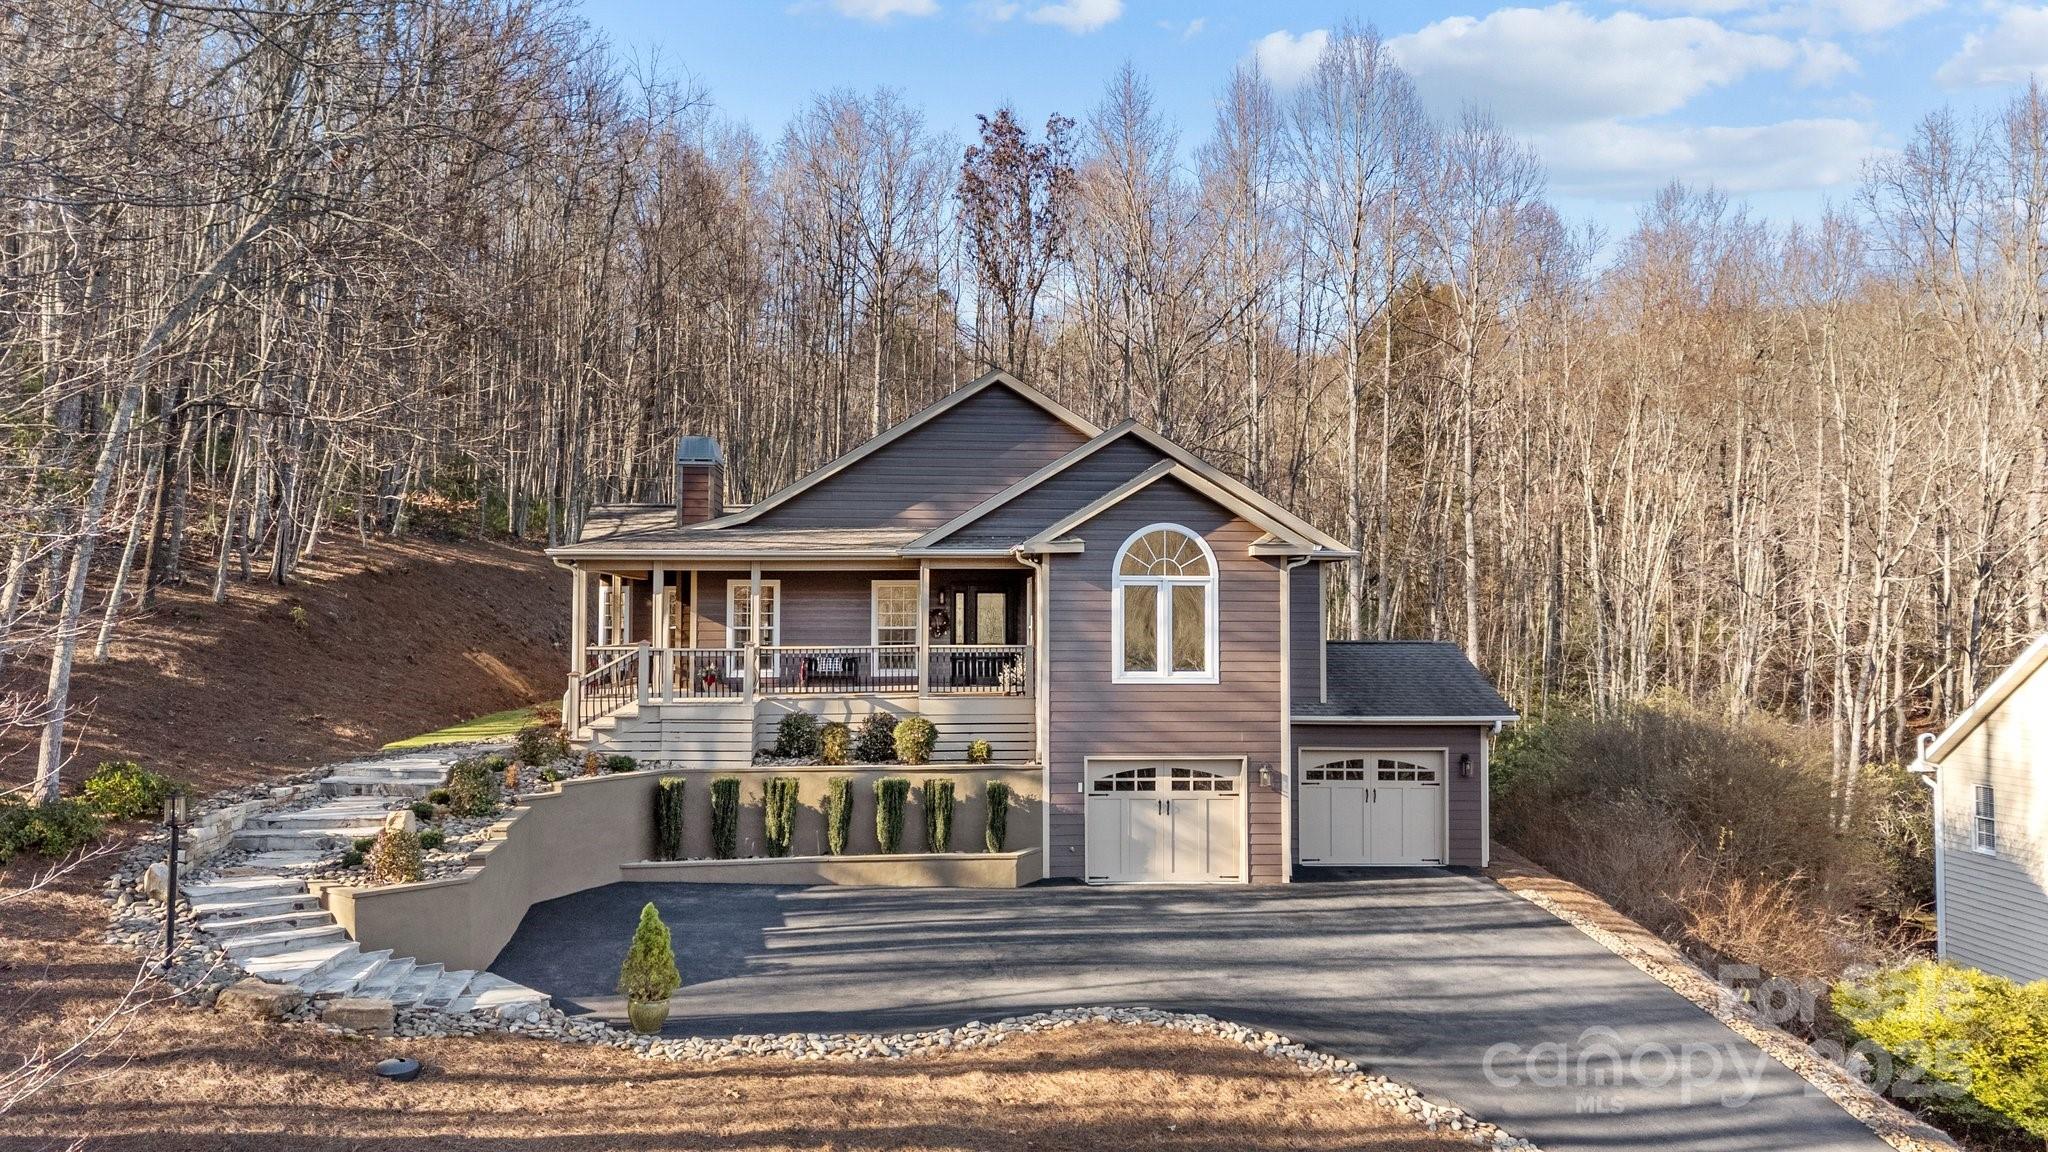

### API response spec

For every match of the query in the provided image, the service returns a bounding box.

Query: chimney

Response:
[675,436,725,526]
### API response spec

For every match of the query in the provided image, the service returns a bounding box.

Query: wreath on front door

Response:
[928,605,952,641]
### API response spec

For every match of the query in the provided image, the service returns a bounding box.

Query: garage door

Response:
[1084,761,1243,883]
[1298,750,1445,866]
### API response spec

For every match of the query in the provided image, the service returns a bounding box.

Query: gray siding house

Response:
[1913,634,2048,982]
[549,371,1515,885]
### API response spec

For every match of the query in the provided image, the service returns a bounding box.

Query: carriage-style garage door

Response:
[1084,760,1243,883]
[1298,750,1446,866]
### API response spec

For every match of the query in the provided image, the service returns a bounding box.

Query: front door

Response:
[1297,750,1445,866]
[1084,761,1243,883]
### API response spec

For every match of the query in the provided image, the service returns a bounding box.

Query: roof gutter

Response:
[1909,731,1946,961]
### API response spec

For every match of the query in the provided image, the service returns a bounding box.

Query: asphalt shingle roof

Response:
[1296,640,1518,720]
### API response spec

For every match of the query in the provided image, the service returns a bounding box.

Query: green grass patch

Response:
[382,706,542,750]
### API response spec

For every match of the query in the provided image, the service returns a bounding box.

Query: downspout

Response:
[1908,731,1945,960]
[1015,548,1051,881]
[1280,554,1313,884]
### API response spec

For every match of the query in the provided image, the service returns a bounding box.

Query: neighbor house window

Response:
[1112,524,1217,683]
[1974,783,1998,855]
[872,580,919,678]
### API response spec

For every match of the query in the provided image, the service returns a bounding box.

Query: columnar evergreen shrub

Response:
[922,778,955,852]
[366,827,423,885]
[80,761,174,819]
[617,902,681,1003]
[709,776,740,859]
[855,713,899,763]
[762,776,800,858]
[984,781,1012,852]
[653,777,687,860]
[775,713,821,759]
[823,777,854,856]
[966,739,993,765]
[894,716,938,765]
[446,756,501,818]
[820,722,852,765]
[0,799,102,864]
[874,777,911,852]
[1835,962,2048,1140]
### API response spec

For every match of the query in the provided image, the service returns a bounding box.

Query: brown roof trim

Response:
[696,370,1101,530]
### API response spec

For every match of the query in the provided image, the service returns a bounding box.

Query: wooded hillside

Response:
[4,2,2043,809]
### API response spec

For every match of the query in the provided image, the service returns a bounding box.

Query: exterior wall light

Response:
[1459,753,1473,779]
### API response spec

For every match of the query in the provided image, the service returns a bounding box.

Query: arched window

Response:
[1112,524,1218,682]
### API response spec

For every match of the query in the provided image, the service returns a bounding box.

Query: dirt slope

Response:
[0,536,566,797]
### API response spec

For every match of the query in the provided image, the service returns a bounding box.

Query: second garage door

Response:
[1298,750,1446,866]
[1084,760,1243,883]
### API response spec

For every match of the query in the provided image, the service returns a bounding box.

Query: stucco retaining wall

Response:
[326,766,1043,972]
[621,849,1040,888]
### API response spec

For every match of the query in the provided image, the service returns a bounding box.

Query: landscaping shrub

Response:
[709,776,740,859]
[427,788,453,806]
[418,830,446,851]
[581,751,602,777]
[0,799,103,864]
[983,781,1012,852]
[922,778,955,852]
[894,716,937,765]
[540,768,562,784]
[366,827,423,885]
[653,777,686,861]
[80,760,174,820]
[340,848,364,869]
[351,836,377,853]
[762,776,800,857]
[855,713,899,763]
[820,721,851,766]
[823,777,853,856]
[604,753,638,774]
[775,713,821,759]
[617,902,681,1003]
[409,801,437,823]
[515,722,568,766]
[503,761,521,794]
[966,739,993,765]
[1835,962,2048,1141]
[445,756,501,818]
[874,777,910,852]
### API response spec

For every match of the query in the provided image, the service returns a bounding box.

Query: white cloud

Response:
[825,0,939,20]
[1937,5,2048,87]
[1158,16,1205,40]
[1635,0,1943,34]
[972,0,1020,20]
[1387,5,1797,128]
[1536,117,1882,198]
[1796,38,1858,84]
[1026,0,1121,34]
[1248,28,1330,89]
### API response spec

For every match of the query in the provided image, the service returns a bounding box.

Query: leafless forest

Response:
[4,1,2044,807]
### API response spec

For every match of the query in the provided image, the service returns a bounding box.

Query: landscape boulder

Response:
[139,862,171,903]
[216,979,303,1021]
[324,997,396,1033]
[382,810,417,836]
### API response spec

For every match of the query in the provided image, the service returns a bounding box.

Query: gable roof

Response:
[1922,633,2048,765]
[701,369,1099,530]
[1295,641,1518,722]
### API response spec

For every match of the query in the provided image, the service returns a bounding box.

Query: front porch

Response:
[562,562,1039,764]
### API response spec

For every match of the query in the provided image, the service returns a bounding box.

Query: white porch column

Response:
[916,562,931,697]
[745,563,762,702]
[570,567,589,671]
[594,577,610,647]
[618,574,632,644]
[688,569,700,649]
[650,566,669,702]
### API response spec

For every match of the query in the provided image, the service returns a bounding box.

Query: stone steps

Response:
[196,907,337,938]
[187,890,325,920]
[221,922,352,959]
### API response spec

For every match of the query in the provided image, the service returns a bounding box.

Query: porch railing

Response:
[759,645,918,695]
[927,645,1030,696]
[656,647,747,700]
[570,648,639,731]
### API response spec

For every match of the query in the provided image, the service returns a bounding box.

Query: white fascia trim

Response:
[550,550,909,563]
[698,370,1102,530]
[1290,714,1522,725]
[1923,632,2048,764]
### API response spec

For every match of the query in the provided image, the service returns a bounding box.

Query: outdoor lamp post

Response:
[161,791,187,965]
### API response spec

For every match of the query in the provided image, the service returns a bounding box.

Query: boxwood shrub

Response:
[709,776,740,859]
[894,716,938,766]
[820,721,851,766]
[445,755,501,818]
[653,777,686,861]
[823,777,854,856]
[603,753,638,774]
[418,829,447,852]
[762,776,800,858]
[775,713,821,759]
[0,798,103,864]
[80,760,175,820]
[922,778,955,852]
[874,777,910,853]
[855,713,899,763]
[966,739,993,765]
[984,781,1012,852]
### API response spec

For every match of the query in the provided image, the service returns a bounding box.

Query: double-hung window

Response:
[872,580,919,679]
[1974,783,1999,855]
[1112,524,1218,683]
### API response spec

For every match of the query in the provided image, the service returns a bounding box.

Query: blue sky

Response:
[578,0,2046,241]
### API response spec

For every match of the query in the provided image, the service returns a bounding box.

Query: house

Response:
[547,370,1516,885]
[1911,633,2048,982]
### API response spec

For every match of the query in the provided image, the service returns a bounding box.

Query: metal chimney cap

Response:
[676,436,724,465]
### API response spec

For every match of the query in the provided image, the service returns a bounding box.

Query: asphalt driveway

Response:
[492,872,1892,1152]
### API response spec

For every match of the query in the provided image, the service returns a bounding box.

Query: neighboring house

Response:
[1911,634,2048,982]
[547,370,1516,885]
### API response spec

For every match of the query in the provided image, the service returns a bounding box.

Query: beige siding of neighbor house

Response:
[1937,665,2048,983]
[1045,476,1287,884]
[1288,722,1488,868]
[746,385,1090,530]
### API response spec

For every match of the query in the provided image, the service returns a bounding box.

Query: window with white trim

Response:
[1112,524,1217,682]
[872,580,919,678]
[726,580,779,648]
[1974,783,1998,855]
